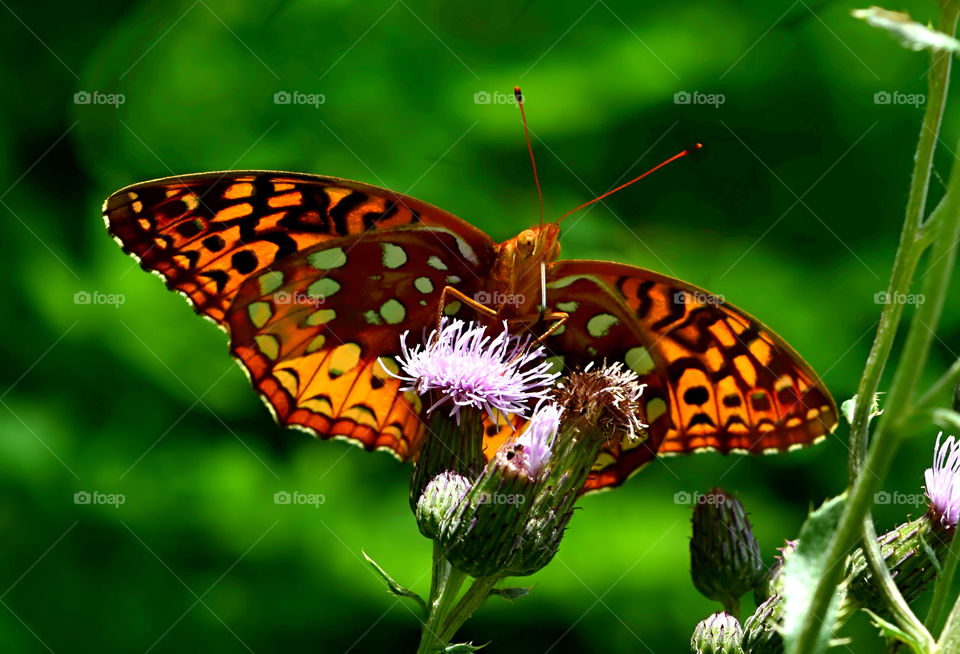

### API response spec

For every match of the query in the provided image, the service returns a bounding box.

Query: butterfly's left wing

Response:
[544,260,838,492]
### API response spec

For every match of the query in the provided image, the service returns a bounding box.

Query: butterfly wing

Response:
[544,260,838,491]
[103,171,494,323]
[104,172,496,458]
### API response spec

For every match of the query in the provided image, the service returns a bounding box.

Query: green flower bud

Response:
[438,443,538,578]
[740,594,783,654]
[753,540,796,605]
[690,488,764,611]
[415,472,471,539]
[844,514,954,615]
[691,611,744,654]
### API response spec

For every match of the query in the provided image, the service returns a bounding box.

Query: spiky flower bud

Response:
[507,363,649,576]
[753,540,796,605]
[416,472,471,539]
[691,611,744,654]
[690,488,764,612]
[740,594,783,654]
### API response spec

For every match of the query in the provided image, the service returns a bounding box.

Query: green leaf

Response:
[490,586,532,601]
[782,494,847,654]
[362,550,428,618]
[862,609,925,654]
[444,642,486,653]
[841,394,883,426]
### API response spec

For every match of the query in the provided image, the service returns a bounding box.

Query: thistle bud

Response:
[691,611,744,654]
[753,540,796,605]
[507,363,649,576]
[690,488,764,611]
[416,472,471,540]
[437,440,538,578]
[740,594,783,654]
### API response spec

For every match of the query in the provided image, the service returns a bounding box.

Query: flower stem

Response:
[439,575,501,643]
[925,525,960,634]
[791,6,960,653]
[417,544,468,654]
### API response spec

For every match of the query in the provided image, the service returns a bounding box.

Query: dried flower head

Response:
[554,361,648,442]
[388,319,558,423]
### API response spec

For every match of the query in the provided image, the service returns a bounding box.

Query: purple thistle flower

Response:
[514,401,563,478]
[388,319,559,423]
[924,432,960,528]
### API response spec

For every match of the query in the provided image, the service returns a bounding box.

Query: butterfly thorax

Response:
[484,224,561,319]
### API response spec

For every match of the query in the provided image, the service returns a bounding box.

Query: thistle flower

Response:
[389,319,558,423]
[691,612,744,654]
[924,432,960,528]
[513,401,563,479]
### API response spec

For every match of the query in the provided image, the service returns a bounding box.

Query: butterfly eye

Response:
[516,229,537,257]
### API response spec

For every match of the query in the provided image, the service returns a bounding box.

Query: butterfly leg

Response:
[530,310,568,347]
[435,286,498,334]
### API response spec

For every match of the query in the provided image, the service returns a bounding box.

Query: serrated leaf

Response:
[444,641,486,653]
[362,550,427,618]
[490,586,532,601]
[852,7,960,53]
[862,609,924,654]
[782,494,846,654]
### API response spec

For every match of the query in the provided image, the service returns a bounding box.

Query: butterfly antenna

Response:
[557,143,702,223]
[515,86,544,227]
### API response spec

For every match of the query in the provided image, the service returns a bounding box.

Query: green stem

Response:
[792,7,960,653]
[926,528,960,635]
[439,575,501,643]
[847,8,957,478]
[912,355,960,417]
[417,545,468,654]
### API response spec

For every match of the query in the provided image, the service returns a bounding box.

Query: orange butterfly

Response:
[103,95,837,492]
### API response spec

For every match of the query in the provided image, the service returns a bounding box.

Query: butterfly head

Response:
[513,223,560,263]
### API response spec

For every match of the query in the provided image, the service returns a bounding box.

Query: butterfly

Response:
[103,98,837,492]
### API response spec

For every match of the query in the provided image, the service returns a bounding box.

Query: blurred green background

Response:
[3,0,960,651]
